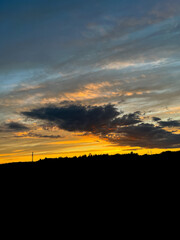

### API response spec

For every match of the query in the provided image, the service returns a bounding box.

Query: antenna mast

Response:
[32,152,34,162]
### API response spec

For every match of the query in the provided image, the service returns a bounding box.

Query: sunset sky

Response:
[0,0,180,163]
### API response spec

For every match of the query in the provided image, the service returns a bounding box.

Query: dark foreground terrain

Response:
[0,151,179,170]
[0,151,179,192]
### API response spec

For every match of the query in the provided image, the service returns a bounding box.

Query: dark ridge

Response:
[1,152,179,188]
[1,151,180,169]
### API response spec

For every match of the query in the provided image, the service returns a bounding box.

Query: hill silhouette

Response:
[0,151,180,170]
[1,151,179,190]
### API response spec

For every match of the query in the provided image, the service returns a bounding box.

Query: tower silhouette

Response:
[32,152,33,162]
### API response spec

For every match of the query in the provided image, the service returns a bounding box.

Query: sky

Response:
[0,0,180,163]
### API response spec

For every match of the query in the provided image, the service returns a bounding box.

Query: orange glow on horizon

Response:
[1,133,180,164]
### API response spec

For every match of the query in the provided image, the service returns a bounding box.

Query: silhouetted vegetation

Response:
[0,151,180,170]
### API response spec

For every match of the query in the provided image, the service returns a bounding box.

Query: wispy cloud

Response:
[100,59,168,70]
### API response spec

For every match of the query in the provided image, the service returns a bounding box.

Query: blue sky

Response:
[0,0,180,162]
[1,0,179,70]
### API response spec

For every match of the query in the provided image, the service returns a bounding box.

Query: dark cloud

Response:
[158,119,180,128]
[22,104,180,149]
[152,117,161,122]
[22,104,121,133]
[112,111,142,126]
[16,132,62,139]
[22,104,143,134]
[153,117,180,127]
[107,123,180,149]
[4,122,29,132]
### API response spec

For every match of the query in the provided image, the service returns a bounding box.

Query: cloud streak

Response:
[0,122,29,132]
